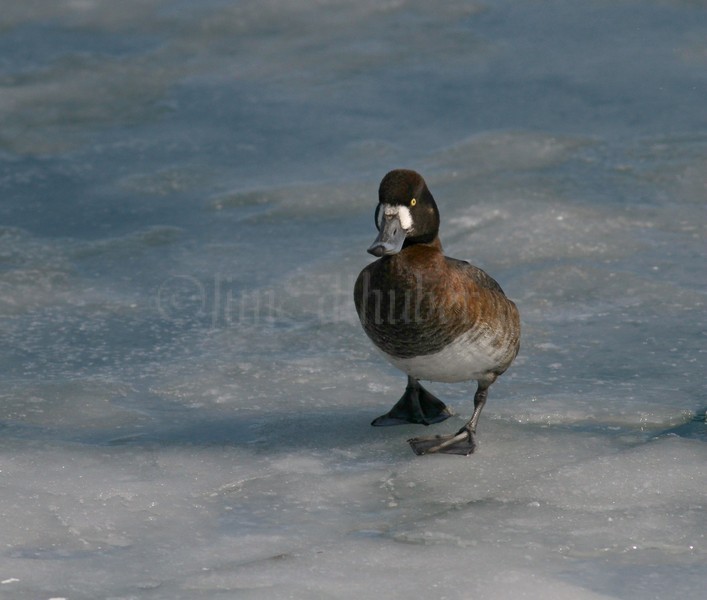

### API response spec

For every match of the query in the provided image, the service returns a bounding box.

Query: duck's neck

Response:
[402,236,443,253]
[428,237,443,252]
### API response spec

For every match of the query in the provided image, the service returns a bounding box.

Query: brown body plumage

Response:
[353,169,520,455]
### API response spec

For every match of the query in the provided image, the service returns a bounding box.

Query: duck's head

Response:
[367,169,440,257]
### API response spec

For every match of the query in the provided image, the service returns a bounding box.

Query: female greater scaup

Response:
[354,169,521,455]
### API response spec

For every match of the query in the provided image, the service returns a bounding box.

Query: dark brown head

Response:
[368,169,440,257]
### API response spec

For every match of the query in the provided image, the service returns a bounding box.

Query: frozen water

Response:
[1,1,706,599]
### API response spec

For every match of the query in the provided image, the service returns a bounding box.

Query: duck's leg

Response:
[408,381,489,456]
[371,376,453,427]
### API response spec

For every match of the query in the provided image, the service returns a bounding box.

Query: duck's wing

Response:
[445,257,506,295]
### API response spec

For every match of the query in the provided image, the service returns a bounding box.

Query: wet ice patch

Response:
[0,379,144,433]
[444,194,644,267]
[427,130,589,178]
[209,180,371,219]
[0,54,183,154]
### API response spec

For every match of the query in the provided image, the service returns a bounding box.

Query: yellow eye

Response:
[410,198,417,206]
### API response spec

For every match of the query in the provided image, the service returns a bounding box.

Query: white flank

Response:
[381,328,507,383]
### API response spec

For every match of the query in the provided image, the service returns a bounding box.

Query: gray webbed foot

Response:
[408,426,477,456]
[371,377,453,427]
[408,381,489,456]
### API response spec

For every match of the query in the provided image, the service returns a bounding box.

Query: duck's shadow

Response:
[6,402,703,454]
[76,406,455,455]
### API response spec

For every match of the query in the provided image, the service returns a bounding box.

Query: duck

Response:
[353,169,521,455]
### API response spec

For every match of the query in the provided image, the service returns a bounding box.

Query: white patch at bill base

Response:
[383,204,413,231]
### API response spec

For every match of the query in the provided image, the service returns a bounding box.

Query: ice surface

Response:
[1,1,706,599]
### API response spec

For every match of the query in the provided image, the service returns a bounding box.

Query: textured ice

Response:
[1,1,706,599]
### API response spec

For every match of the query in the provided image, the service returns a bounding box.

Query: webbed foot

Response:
[371,377,453,427]
[408,426,477,456]
[407,380,489,456]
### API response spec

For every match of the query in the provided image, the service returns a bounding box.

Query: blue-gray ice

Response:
[0,1,705,599]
